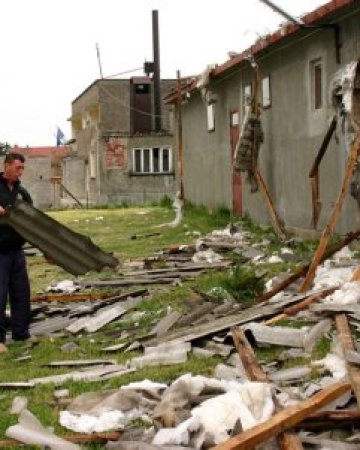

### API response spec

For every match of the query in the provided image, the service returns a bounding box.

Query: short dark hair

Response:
[5,152,25,164]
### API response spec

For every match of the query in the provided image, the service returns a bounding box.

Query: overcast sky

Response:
[0,0,326,147]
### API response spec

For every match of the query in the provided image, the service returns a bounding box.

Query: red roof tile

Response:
[10,146,70,158]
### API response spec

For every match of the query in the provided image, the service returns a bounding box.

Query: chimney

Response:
[152,10,162,132]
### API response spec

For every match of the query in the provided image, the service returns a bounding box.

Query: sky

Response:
[0,0,326,147]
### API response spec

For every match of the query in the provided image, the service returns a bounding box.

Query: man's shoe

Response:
[0,343,8,353]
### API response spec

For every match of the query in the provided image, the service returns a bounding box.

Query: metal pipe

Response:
[257,0,303,25]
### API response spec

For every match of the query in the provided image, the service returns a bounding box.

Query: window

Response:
[135,83,150,94]
[132,147,172,174]
[230,111,240,127]
[207,103,215,132]
[262,75,271,108]
[311,59,323,110]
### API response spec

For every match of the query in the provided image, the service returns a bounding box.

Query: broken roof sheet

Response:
[0,200,118,275]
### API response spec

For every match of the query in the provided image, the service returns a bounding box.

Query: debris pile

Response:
[2,223,360,449]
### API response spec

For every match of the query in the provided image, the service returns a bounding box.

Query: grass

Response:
[0,203,332,444]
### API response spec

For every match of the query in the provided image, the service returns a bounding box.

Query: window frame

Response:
[207,103,215,132]
[132,147,173,174]
[261,75,271,109]
[311,58,323,111]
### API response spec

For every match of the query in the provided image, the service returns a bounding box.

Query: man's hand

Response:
[0,206,6,217]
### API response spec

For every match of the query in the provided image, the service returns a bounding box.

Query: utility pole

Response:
[176,70,184,200]
[95,43,104,79]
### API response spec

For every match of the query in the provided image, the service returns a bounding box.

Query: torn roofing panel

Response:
[1,200,118,276]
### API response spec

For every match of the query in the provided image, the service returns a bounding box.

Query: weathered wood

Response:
[231,327,303,450]
[254,169,286,239]
[309,115,337,229]
[335,314,360,407]
[309,115,338,178]
[300,135,360,293]
[277,432,305,450]
[211,382,351,450]
[0,432,122,448]
[297,409,360,430]
[231,327,267,382]
[310,173,321,229]
[350,266,360,281]
[256,228,360,304]
[264,287,336,325]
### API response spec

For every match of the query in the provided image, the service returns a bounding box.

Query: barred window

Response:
[132,147,172,174]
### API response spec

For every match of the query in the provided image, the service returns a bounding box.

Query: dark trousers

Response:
[0,250,30,343]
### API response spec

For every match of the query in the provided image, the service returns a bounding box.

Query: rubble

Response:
[2,220,360,448]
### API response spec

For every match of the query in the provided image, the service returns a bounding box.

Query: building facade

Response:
[167,0,360,234]
[65,77,177,206]
[1,146,70,209]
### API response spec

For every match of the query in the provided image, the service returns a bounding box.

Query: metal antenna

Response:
[96,43,104,79]
[257,0,303,26]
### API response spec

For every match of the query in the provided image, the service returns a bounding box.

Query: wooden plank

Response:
[300,135,360,293]
[231,327,303,450]
[211,382,351,450]
[231,327,267,382]
[309,115,337,229]
[256,228,360,304]
[277,432,305,450]
[335,314,360,407]
[310,173,321,229]
[0,432,122,448]
[264,287,336,325]
[254,169,286,239]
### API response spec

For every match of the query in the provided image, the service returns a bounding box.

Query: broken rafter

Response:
[300,135,360,293]
[254,169,286,239]
[257,228,360,304]
[264,287,336,325]
[211,382,351,450]
[335,314,360,407]
[231,327,304,450]
[309,114,337,229]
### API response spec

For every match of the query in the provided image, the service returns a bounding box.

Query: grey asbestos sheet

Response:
[242,322,307,348]
[30,365,134,385]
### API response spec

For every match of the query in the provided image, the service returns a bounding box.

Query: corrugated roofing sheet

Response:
[1,200,119,275]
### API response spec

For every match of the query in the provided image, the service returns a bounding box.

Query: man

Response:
[0,153,32,353]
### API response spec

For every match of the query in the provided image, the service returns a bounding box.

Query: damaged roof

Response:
[164,0,357,103]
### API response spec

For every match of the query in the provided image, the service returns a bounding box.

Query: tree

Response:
[0,142,11,155]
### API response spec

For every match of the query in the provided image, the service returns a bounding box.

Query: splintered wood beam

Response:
[350,266,360,281]
[211,382,351,450]
[309,115,337,229]
[335,314,360,407]
[231,327,304,450]
[310,172,321,229]
[256,228,360,303]
[231,327,268,382]
[300,135,360,293]
[264,287,336,325]
[254,168,286,239]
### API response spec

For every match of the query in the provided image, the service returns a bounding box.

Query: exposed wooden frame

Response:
[256,228,360,304]
[300,135,360,293]
[309,115,337,229]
